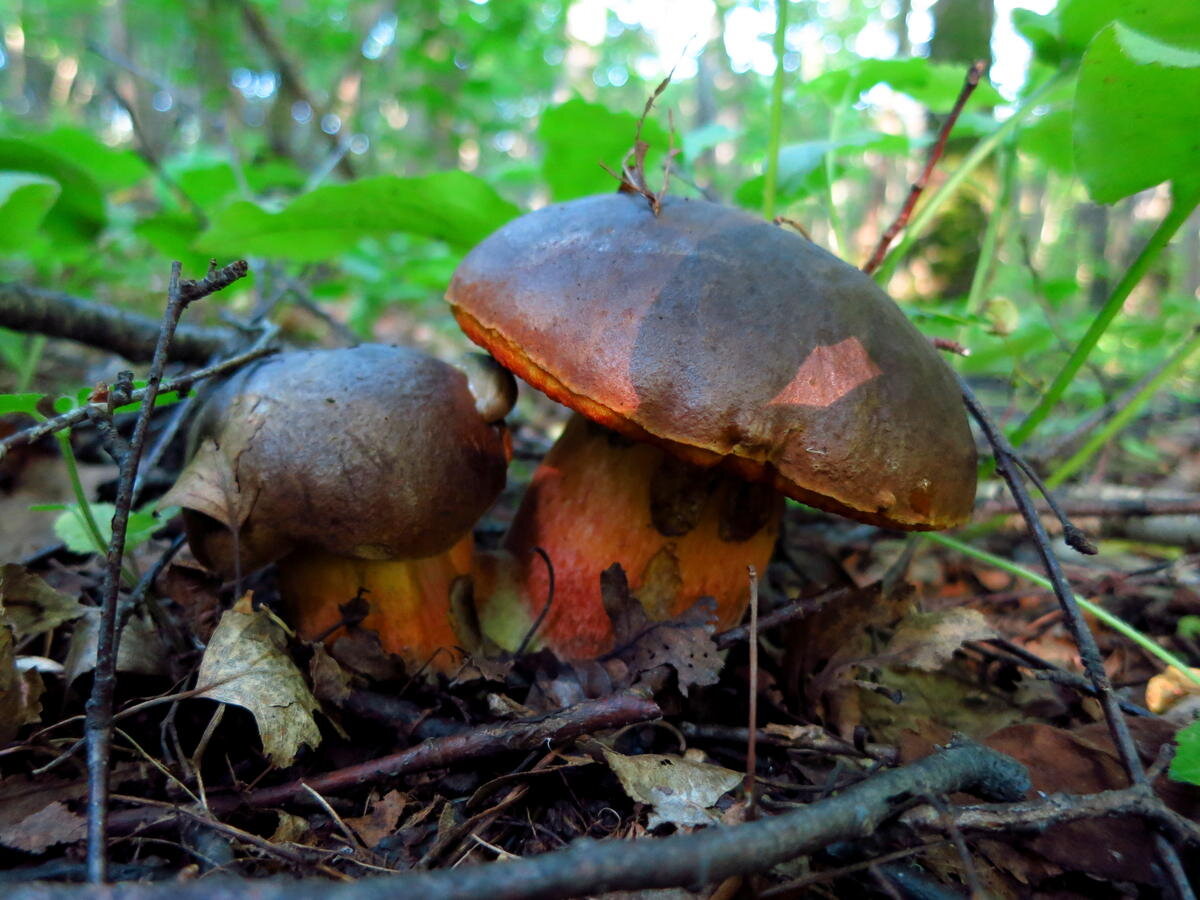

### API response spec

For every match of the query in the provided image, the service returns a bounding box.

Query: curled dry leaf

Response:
[0,564,85,639]
[197,594,322,767]
[1145,665,1200,717]
[344,789,409,847]
[602,748,742,829]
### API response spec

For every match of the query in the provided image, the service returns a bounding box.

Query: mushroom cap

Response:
[447,193,975,530]
[163,344,508,574]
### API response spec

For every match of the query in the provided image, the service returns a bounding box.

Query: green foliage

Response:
[0,174,60,251]
[0,139,105,246]
[30,502,167,557]
[537,99,669,202]
[196,172,518,262]
[800,57,1005,110]
[1170,720,1200,786]
[1074,24,1200,203]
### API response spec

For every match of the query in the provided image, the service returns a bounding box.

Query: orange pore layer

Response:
[277,534,473,674]
[497,415,781,660]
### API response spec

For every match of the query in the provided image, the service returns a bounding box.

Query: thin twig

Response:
[745,566,760,819]
[957,374,1195,900]
[862,60,986,275]
[715,586,853,649]
[0,321,272,461]
[83,260,248,884]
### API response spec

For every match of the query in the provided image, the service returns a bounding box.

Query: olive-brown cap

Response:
[447,193,975,530]
[162,344,509,575]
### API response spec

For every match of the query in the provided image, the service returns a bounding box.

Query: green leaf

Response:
[1074,24,1200,203]
[1018,109,1074,173]
[681,123,740,163]
[1170,720,1200,786]
[800,58,1005,111]
[47,502,164,556]
[0,393,44,416]
[0,139,105,244]
[1060,0,1200,57]
[1013,9,1063,67]
[537,98,669,202]
[20,127,148,192]
[0,173,60,250]
[133,211,209,272]
[195,173,518,262]
[736,132,910,207]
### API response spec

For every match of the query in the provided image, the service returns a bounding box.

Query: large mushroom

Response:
[447,193,976,660]
[162,344,513,673]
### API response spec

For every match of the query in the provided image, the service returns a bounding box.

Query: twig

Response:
[15,739,1027,900]
[957,374,1195,900]
[745,566,760,819]
[84,260,248,884]
[715,586,852,649]
[861,61,986,276]
[0,324,273,461]
[0,282,238,363]
[978,493,1200,519]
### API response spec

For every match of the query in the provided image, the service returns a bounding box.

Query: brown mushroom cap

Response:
[163,344,509,574]
[447,193,975,530]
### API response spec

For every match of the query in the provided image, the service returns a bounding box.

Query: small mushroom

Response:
[448,193,976,659]
[162,344,513,673]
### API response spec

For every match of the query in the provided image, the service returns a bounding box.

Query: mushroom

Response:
[161,344,514,673]
[447,193,976,660]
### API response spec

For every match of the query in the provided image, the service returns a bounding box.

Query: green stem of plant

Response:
[53,431,139,586]
[872,72,1064,285]
[923,532,1200,688]
[1047,326,1200,487]
[762,0,789,220]
[962,138,1016,322]
[823,80,853,257]
[16,335,45,392]
[1009,185,1200,448]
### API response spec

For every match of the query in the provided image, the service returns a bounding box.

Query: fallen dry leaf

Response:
[309,643,353,707]
[63,606,166,684]
[0,775,87,852]
[197,594,322,767]
[602,748,741,828]
[884,607,997,671]
[0,606,44,742]
[1145,666,1200,716]
[345,790,409,847]
[601,564,723,696]
[0,564,85,639]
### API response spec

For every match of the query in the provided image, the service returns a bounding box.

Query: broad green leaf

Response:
[196,173,518,262]
[1013,9,1062,67]
[43,502,165,556]
[800,58,1004,111]
[1018,109,1074,173]
[1170,720,1200,786]
[0,139,105,244]
[0,393,44,416]
[133,211,209,272]
[1060,0,1200,57]
[1074,24,1200,203]
[0,173,60,250]
[537,98,669,202]
[21,128,148,192]
[681,123,740,163]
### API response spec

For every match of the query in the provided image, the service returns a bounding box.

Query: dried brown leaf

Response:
[63,607,166,684]
[345,790,409,847]
[0,565,85,639]
[884,607,997,671]
[0,775,87,852]
[602,748,741,828]
[197,594,322,767]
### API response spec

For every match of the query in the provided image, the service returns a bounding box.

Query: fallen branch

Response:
[11,738,1028,900]
[0,281,238,363]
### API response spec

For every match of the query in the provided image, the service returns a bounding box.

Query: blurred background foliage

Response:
[0,0,1198,479]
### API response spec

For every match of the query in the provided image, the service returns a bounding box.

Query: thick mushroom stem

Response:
[479,414,783,660]
[278,534,474,674]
